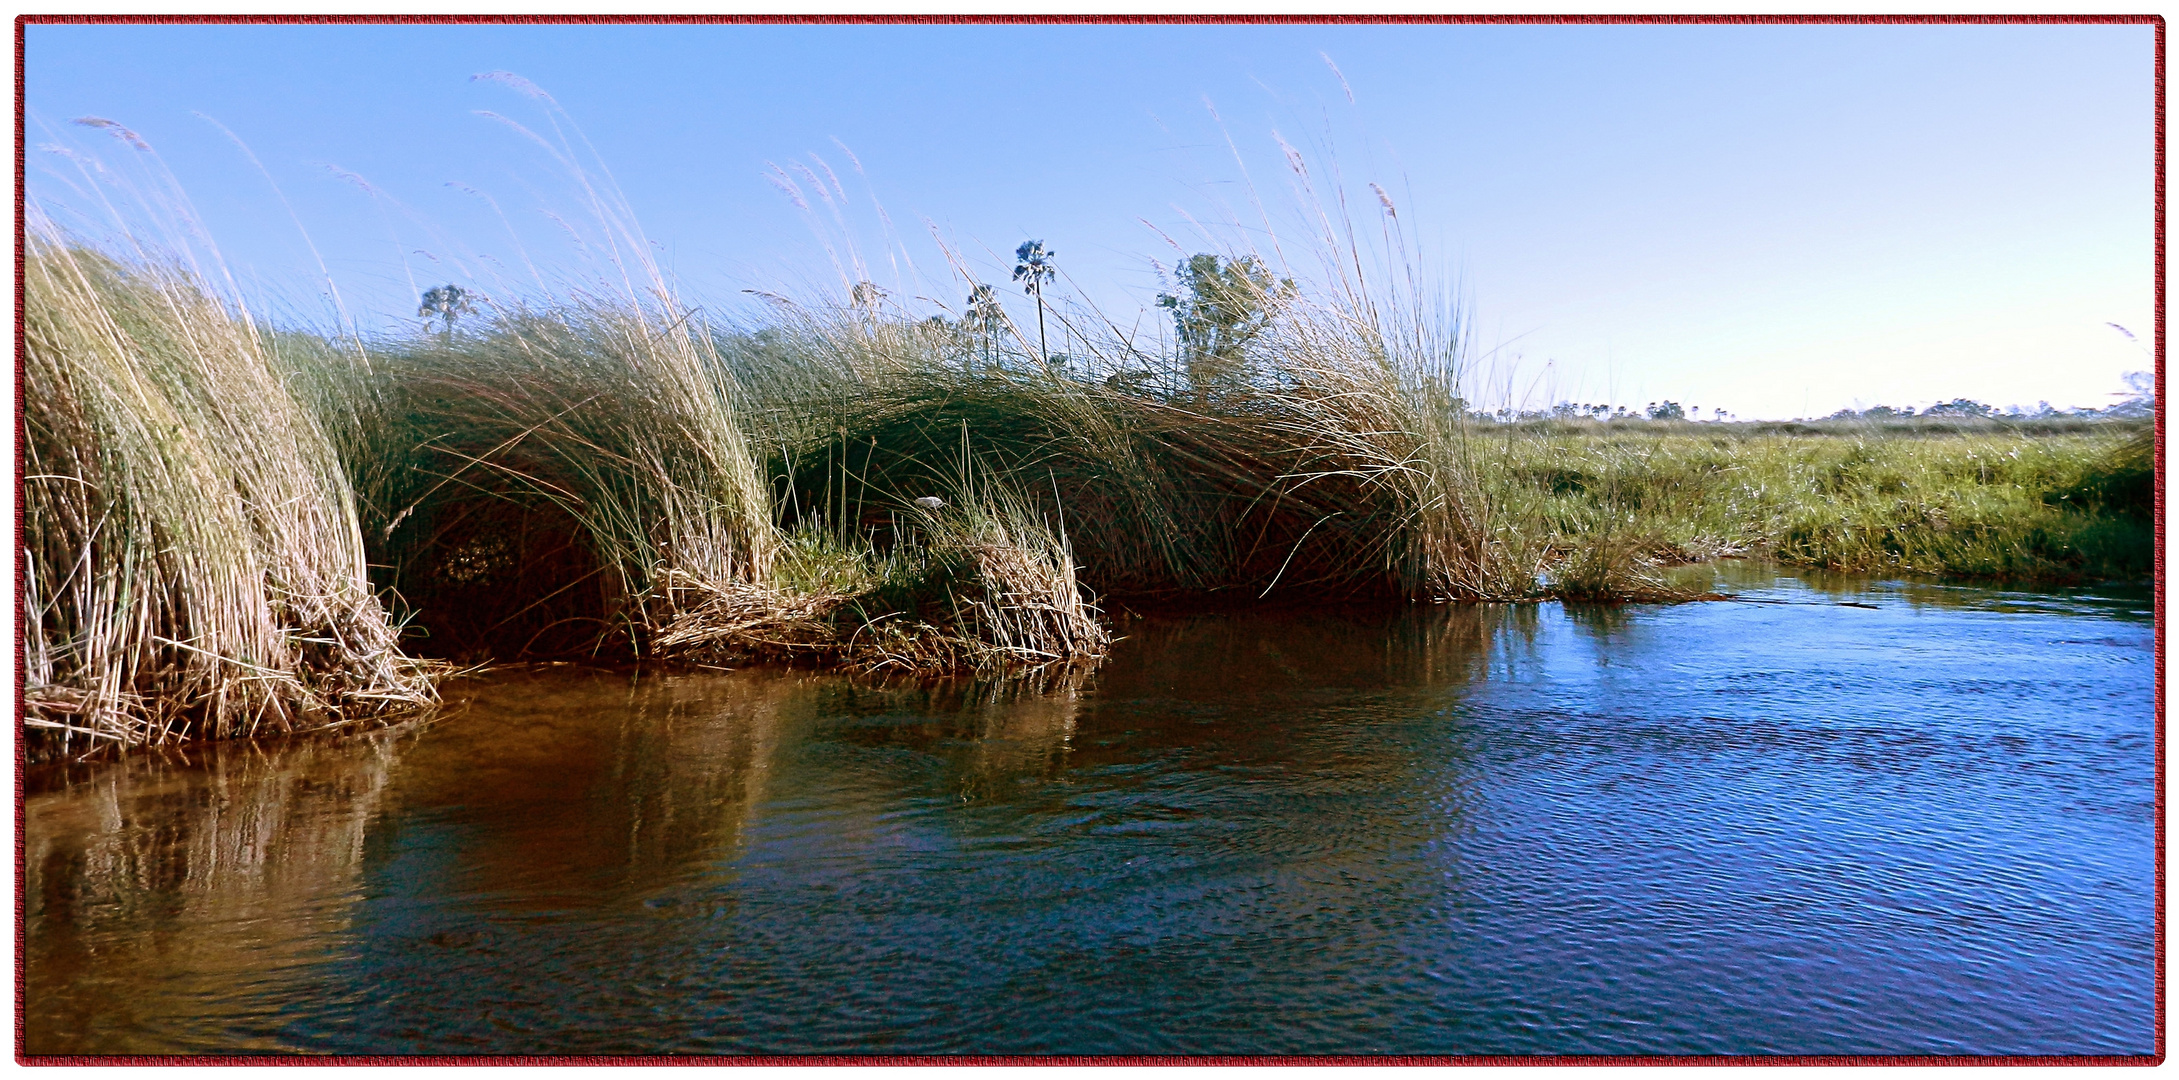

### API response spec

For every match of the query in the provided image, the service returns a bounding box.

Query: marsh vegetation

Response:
[21,114,2156,759]
[1486,416,2154,595]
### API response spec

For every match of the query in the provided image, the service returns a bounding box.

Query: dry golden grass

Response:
[654,490,1109,675]
[21,227,441,760]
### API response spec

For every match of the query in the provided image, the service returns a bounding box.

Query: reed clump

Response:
[321,294,1106,675]
[653,485,1109,675]
[21,231,441,760]
[726,275,1531,608]
[340,302,778,661]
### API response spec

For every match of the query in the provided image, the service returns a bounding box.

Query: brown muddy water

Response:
[22,562,2157,1056]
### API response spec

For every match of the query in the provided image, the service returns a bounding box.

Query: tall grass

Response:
[26,219,2145,766]
[718,119,1529,605]
[30,209,2143,767]
[342,300,778,660]
[722,261,1527,606]
[327,288,1113,674]
[21,227,441,758]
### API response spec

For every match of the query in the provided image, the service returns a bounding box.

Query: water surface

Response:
[24,563,2158,1056]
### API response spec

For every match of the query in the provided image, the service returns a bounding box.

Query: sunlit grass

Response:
[1483,420,2154,585]
[21,228,441,758]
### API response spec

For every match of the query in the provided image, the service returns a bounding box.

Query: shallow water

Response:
[23,563,2157,1056]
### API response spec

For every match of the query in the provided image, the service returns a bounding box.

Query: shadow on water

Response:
[364,668,808,912]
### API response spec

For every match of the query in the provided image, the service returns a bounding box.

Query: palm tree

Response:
[964,284,1005,369]
[1013,240,1055,365]
[419,284,473,346]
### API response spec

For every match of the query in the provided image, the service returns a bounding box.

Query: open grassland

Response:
[1484,419,2154,594]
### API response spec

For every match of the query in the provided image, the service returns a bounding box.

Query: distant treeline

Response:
[1466,385,2155,426]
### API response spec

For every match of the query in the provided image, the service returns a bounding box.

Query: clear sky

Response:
[23,20,2156,419]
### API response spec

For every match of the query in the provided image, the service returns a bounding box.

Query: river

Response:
[22,562,2157,1056]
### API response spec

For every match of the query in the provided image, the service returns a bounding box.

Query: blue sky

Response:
[24,20,2156,418]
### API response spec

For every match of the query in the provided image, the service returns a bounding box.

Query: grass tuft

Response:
[21,227,441,760]
[339,300,778,660]
[653,466,1109,675]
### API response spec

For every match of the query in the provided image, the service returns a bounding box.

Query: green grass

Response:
[1483,419,2154,586]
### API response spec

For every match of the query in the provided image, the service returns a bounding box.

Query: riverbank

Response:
[21,230,2157,759]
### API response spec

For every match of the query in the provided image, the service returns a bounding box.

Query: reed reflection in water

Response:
[24,667,837,1053]
[26,731,405,1053]
[25,604,1508,1055]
